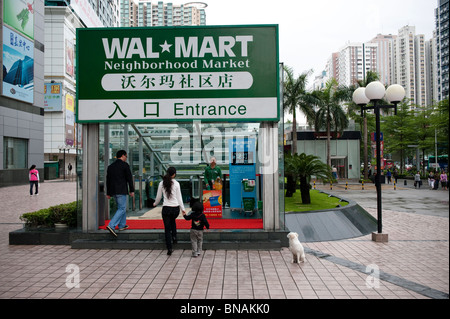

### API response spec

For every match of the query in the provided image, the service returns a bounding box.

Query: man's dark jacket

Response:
[106,159,135,196]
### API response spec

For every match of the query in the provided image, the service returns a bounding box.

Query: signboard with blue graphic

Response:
[228,138,257,210]
[2,26,34,103]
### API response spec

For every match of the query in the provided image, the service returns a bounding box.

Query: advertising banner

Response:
[202,190,222,218]
[65,94,75,146]
[69,0,104,28]
[44,83,63,111]
[2,26,34,103]
[66,39,75,77]
[76,25,279,123]
[3,0,34,40]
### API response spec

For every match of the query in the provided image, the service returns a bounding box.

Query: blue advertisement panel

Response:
[2,26,34,103]
[44,83,63,111]
[228,138,257,210]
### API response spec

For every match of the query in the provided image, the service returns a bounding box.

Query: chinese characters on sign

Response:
[101,71,251,92]
[44,83,63,111]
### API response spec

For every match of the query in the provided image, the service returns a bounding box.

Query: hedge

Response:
[20,201,79,228]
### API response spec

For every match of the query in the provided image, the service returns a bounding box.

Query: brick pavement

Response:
[0,180,448,300]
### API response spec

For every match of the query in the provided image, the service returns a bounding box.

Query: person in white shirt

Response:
[154,167,186,255]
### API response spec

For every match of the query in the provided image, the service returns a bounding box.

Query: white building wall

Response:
[336,42,378,87]
[0,0,45,185]
[44,7,83,167]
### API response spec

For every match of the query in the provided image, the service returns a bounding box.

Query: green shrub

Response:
[49,201,78,227]
[20,208,52,228]
[20,201,78,228]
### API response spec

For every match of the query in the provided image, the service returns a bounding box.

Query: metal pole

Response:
[375,102,382,234]
[63,149,66,180]
[139,136,143,210]
[139,177,143,210]
[435,129,438,170]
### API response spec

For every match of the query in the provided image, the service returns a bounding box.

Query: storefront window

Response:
[3,137,28,169]
[99,121,273,222]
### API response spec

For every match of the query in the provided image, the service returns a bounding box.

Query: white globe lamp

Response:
[352,87,370,105]
[386,84,406,103]
[365,81,386,101]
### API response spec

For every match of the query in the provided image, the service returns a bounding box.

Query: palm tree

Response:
[284,152,298,197]
[283,66,316,155]
[311,78,350,168]
[286,153,331,204]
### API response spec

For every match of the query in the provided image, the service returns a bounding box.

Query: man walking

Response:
[106,150,135,237]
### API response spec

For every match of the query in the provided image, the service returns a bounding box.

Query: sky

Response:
[182,0,437,83]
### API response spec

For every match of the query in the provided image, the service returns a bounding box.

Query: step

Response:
[71,239,282,250]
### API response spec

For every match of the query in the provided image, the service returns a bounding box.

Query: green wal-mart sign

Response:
[76,25,279,123]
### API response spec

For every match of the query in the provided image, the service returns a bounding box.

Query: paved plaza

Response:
[0,179,448,300]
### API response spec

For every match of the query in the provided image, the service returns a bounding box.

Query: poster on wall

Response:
[44,83,63,111]
[65,94,75,146]
[2,0,34,40]
[371,132,385,169]
[202,189,222,218]
[2,26,34,103]
[66,39,75,77]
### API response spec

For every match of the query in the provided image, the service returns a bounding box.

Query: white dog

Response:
[287,232,306,263]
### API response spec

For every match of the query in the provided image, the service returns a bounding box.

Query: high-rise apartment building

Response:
[324,52,339,85]
[391,25,428,108]
[426,33,439,105]
[435,0,449,101]
[120,0,206,27]
[369,34,396,86]
[318,25,432,109]
[331,42,378,87]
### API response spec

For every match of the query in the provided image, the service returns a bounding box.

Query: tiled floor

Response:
[0,180,448,299]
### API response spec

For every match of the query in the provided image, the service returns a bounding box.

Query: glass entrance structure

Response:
[74,25,286,239]
[76,118,285,232]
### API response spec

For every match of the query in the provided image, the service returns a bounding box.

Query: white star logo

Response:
[160,40,172,53]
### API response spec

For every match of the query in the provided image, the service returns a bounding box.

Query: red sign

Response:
[202,190,222,218]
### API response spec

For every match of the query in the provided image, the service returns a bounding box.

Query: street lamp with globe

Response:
[352,81,405,242]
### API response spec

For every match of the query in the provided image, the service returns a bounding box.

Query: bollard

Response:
[345,181,348,190]
[314,180,316,189]
[404,180,407,186]
[330,181,333,190]
[362,180,364,190]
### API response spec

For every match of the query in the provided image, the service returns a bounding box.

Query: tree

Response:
[284,152,298,197]
[432,98,449,159]
[283,66,316,155]
[409,104,437,175]
[285,153,331,204]
[381,101,415,174]
[382,99,448,175]
[311,78,350,168]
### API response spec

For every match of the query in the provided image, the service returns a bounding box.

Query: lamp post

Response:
[353,81,405,242]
